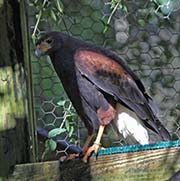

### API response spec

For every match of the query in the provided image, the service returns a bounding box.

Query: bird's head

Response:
[35,31,64,57]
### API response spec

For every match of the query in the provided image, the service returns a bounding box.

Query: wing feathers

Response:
[74,49,170,140]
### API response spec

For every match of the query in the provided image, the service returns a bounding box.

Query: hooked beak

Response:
[35,48,43,57]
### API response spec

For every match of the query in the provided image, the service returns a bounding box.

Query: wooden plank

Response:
[19,0,38,162]
[8,161,59,181]
[0,0,30,176]
[0,65,26,130]
[8,147,180,180]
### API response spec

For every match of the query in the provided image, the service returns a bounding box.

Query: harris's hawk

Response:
[35,32,170,161]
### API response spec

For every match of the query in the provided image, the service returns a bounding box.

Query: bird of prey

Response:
[35,31,170,161]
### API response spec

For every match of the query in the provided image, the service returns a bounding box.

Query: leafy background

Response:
[27,0,180,160]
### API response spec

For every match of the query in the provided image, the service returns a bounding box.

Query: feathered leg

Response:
[83,104,116,162]
[82,134,94,154]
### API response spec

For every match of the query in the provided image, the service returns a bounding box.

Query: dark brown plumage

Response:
[35,31,170,161]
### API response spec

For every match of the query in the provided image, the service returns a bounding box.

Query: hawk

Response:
[35,32,170,161]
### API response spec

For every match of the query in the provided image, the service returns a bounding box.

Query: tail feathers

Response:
[143,101,171,141]
[153,119,171,141]
[114,104,171,144]
[114,104,150,145]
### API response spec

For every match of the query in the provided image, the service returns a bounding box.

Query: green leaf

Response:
[68,126,74,137]
[119,4,128,13]
[42,141,50,160]
[122,5,128,13]
[65,119,70,132]
[57,100,66,106]
[45,139,50,148]
[48,139,57,151]
[48,128,66,138]
[103,24,109,33]
[55,0,64,14]
[138,19,145,26]
[50,10,57,21]
[156,0,169,5]
[155,0,174,15]
[111,0,119,9]
[32,35,36,45]
[160,4,173,15]
[69,138,78,144]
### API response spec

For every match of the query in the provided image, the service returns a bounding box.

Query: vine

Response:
[31,0,64,44]
[102,0,180,32]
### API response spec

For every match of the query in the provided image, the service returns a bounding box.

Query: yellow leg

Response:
[94,125,104,148]
[57,134,94,162]
[83,125,105,162]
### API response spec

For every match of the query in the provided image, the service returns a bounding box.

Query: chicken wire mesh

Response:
[27,0,180,160]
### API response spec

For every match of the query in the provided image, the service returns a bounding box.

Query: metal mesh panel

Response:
[27,0,180,160]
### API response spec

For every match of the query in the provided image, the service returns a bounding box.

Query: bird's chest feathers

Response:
[50,53,84,105]
[51,53,76,82]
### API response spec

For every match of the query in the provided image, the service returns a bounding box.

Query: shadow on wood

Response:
[0,118,29,177]
[59,160,92,181]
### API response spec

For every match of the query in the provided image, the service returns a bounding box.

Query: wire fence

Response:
[27,0,180,160]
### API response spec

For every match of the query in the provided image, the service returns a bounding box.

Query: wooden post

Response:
[7,147,180,180]
[19,0,38,163]
[0,0,37,177]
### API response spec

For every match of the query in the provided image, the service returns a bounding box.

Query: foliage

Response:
[56,99,77,139]
[31,0,180,41]
[41,99,78,160]
[32,0,180,44]
[31,1,79,158]
[103,0,128,33]
[102,0,180,32]
[31,0,64,44]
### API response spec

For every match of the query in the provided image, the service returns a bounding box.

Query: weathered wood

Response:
[0,0,35,177]
[8,147,180,180]
[8,161,59,181]
[0,65,29,178]
[0,65,26,130]
[20,0,38,163]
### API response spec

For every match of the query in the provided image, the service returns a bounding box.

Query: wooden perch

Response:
[8,146,180,180]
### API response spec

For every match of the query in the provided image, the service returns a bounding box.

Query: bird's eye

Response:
[46,39,53,44]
